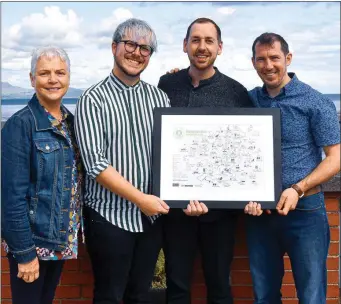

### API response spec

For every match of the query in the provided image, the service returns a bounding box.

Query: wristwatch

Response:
[291,184,304,198]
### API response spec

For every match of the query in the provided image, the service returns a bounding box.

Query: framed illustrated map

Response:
[152,107,282,209]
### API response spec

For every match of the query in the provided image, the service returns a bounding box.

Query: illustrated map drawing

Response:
[171,123,265,190]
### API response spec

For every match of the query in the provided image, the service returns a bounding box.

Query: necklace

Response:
[55,112,63,122]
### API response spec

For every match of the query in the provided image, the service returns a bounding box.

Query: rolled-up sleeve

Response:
[1,116,36,263]
[74,94,110,178]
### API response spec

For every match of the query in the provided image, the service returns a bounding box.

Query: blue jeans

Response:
[246,192,330,304]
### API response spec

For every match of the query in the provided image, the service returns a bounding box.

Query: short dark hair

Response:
[252,32,289,58]
[185,18,222,43]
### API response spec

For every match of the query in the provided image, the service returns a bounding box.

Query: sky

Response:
[1,1,340,93]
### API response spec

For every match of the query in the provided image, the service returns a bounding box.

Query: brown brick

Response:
[231,257,250,270]
[55,286,80,299]
[325,198,340,211]
[1,285,12,299]
[192,270,205,284]
[230,271,253,285]
[326,299,341,304]
[2,257,9,271]
[284,257,292,270]
[192,300,208,304]
[327,257,339,270]
[328,213,340,227]
[63,259,79,271]
[233,242,248,256]
[1,247,7,257]
[327,271,339,284]
[81,285,93,298]
[283,271,294,284]
[1,272,10,285]
[328,242,339,256]
[327,284,340,297]
[77,244,88,258]
[191,284,207,298]
[60,301,92,304]
[231,285,254,298]
[281,284,296,297]
[60,272,93,285]
[79,258,92,271]
[330,227,340,241]
[325,193,341,200]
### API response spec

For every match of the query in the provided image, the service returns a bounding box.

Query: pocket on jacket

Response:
[34,139,60,194]
[35,140,60,153]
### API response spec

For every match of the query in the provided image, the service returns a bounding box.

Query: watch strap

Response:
[291,184,304,198]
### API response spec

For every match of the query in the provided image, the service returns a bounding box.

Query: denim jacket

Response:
[1,94,77,263]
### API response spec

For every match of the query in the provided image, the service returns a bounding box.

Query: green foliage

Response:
[152,249,166,289]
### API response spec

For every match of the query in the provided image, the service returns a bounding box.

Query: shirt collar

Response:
[260,72,298,98]
[109,71,142,92]
[28,93,73,131]
[186,66,221,87]
[44,106,68,127]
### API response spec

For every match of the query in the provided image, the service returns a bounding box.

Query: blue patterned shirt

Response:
[249,73,340,189]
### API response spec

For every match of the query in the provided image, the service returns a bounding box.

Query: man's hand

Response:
[276,188,299,215]
[138,194,170,216]
[244,201,271,216]
[167,68,180,74]
[17,256,39,283]
[183,200,208,216]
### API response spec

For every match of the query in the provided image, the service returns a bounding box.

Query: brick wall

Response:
[1,192,340,303]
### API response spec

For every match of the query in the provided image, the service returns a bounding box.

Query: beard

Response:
[189,51,217,70]
[114,55,146,78]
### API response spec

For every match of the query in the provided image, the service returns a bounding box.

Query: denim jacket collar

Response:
[27,93,73,131]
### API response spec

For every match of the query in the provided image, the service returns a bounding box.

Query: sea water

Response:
[1,95,340,122]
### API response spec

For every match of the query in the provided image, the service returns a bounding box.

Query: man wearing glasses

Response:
[74,18,177,304]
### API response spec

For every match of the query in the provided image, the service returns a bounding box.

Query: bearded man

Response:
[158,18,253,304]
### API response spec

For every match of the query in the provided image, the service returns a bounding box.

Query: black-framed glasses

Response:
[118,40,153,57]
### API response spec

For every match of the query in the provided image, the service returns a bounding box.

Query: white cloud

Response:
[217,7,236,15]
[142,48,189,86]
[2,48,29,61]
[100,8,133,29]
[88,8,134,48]
[308,44,340,53]
[1,2,339,93]
[2,6,83,50]
[2,57,30,71]
[298,70,340,92]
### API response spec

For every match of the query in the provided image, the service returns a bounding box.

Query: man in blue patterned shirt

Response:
[244,33,340,304]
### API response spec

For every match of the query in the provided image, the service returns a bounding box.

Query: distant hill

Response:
[1,82,84,99]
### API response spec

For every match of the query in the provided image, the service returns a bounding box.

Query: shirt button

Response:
[45,145,50,150]
[29,210,34,215]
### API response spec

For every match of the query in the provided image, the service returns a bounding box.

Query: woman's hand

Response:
[18,256,40,283]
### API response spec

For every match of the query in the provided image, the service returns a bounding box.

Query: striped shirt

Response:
[74,72,170,232]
